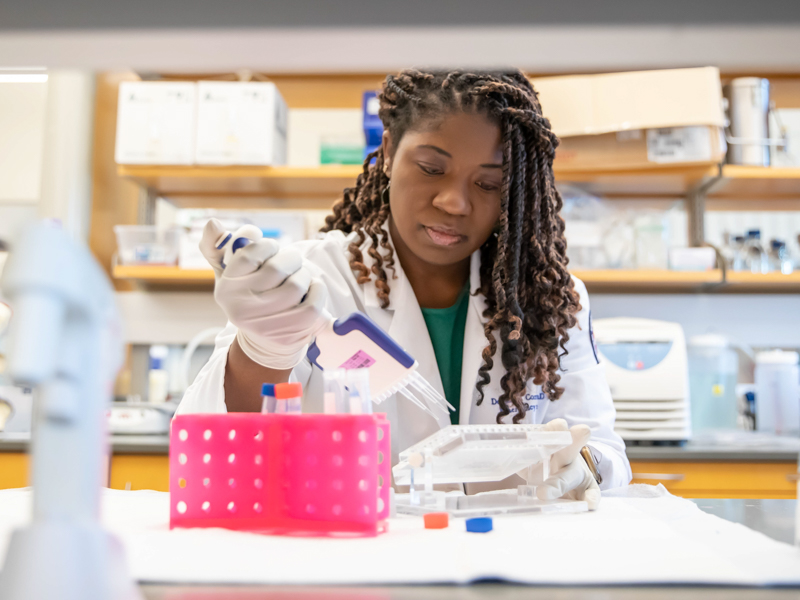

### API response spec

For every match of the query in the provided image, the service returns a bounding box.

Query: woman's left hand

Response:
[536,419,601,511]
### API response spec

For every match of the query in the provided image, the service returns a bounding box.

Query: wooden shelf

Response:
[724,271,800,292]
[117,165,363,199]
[706,165,800,199]
[574,269,723,292]
[575,269,800,293]
[113,264,214,288]
[119,162,723,200]
[113,265,800,293]
[555,163,718,198]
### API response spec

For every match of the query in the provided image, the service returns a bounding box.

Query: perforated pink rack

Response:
[170,413,391,537]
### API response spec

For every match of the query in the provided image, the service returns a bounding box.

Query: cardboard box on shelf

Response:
[115,82,197,165]
[195,82,288,166]
[531,67,727,172]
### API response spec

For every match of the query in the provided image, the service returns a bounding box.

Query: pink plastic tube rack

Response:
[169,413,391,537]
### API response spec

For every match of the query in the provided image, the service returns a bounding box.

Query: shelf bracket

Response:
[137,186,158,226]
[686,163,725,247]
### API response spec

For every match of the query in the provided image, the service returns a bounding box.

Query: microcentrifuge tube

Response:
[322,369,347,414]
[346,368,372,415]
[274,382,303,414]
[261,383,276,414]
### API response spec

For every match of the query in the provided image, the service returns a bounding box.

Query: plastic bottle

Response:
[148,345,169,404]
[769,240,794,275]
[688,335,740,432]
[744,229,769,274]
[731,235,747,271]
[261,383,276,414]
[755,350,800,436]
[274,382,303,414]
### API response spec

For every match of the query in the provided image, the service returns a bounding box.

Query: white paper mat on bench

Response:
[0,486,798,586]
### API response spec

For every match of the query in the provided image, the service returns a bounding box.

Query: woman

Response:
[179,69,631,507]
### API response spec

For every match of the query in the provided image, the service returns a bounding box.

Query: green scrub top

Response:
[420,283,470,426]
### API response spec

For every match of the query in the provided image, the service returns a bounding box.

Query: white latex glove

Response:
[536,418,601,511]
[200,218,329,369]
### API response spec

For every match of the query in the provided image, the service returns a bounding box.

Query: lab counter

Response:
[141,586,800,600]
[0,432,170,454]
[1,432,798,498]
[626,441,800,462]
[0,433,171,491]
[140,499,798,599]
[626,433,799,500]
[2,432,798,460]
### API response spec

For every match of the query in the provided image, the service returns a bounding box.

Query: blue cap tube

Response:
[261,383,276,414]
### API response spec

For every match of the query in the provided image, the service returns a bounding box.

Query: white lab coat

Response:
[178,229,632,489]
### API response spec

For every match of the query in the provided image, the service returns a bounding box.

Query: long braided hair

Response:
[322,69,581,423]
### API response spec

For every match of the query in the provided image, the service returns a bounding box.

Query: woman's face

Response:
[385,111,503,267]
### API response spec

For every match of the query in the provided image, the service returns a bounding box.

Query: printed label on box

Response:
[646,126,712,164]
[339,350,376,370]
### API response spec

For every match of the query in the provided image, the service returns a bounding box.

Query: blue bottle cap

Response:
[261,383,275,397]
[465,517,493,533]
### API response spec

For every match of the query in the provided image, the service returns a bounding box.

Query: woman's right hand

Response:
[200,218,329,370]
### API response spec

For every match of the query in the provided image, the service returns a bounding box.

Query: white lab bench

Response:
[1,433,798,498]
[137,499,798,598]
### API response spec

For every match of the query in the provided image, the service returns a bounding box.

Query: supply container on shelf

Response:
[169,412,391,537]
[114,225,180,265]
[755,350,800,436]
[688,334,739,432]
[724,77,771,167]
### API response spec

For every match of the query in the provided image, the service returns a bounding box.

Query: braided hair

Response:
[322,69,581,423]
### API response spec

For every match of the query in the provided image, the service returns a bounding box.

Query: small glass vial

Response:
[274,382,303,414]
[261,383,276,414]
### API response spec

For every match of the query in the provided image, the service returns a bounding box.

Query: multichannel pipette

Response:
[218,228,453,419]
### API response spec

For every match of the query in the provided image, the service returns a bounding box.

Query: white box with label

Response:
[195,82,288,165]
[115,82,197,165]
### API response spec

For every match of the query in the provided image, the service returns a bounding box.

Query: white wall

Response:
[3,26,800,74]
[590,293,800,350]
[0,78,47,204]
[0,77,47,257]
[36,70,95,242]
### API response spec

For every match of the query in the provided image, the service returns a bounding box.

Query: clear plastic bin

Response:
[395,490,588,518]
[393,424,573,485]
[392,425,587,518]
[114,225,180,265]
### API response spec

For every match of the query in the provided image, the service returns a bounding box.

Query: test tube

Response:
[408,452,423,506]
[322,369,348,414]
[274,382,303,414]
[261,383,276,414]
[346,368,372,415]
[421,448,435,506]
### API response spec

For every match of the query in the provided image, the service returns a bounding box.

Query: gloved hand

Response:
[536,418,601,511]
[199,218,329,369]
